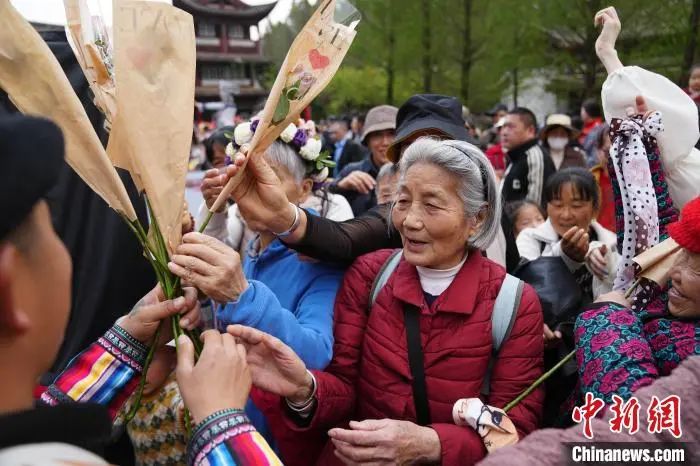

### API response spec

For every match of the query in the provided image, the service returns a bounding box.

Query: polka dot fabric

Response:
[609,112,663,292]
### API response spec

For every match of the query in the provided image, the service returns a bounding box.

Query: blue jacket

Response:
[214,235,344,448]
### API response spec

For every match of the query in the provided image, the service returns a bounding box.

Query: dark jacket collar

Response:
[0,403,111,454]
[506,138,540,160]
[392,250,484,315]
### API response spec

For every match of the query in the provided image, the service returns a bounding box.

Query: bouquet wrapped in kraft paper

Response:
[202,0,361,225]
[0,0,198,428]
[0,0,136,223]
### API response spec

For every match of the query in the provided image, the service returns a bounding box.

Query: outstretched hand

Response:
[223,148,299,236]
[227,325,312,403]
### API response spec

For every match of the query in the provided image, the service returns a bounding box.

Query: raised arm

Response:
[594,7,624,74]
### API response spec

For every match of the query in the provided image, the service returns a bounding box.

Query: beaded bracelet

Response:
[112,324,148,354]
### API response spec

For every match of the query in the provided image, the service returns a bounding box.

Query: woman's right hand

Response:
[561,226,590,263]
[224,149,299,235]
[227,325,313,403]
[543,323,563,350]
[337,171,377,195]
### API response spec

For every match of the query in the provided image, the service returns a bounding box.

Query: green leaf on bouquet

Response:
[223,131,234,140]
[273,93,290,124]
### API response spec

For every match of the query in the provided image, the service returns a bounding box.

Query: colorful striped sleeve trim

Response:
[40,325,146,418]
[188,412,282,466]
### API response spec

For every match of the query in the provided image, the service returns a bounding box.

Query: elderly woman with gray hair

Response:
[227,138,544,466]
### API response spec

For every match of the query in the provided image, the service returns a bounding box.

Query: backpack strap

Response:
[368,249,403,312]
[481,274,525,396]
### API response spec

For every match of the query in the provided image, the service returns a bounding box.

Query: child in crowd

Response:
[505,200,546,238]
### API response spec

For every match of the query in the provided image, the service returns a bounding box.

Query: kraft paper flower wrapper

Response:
[107,0,196,253]
[207,0,360,215]
[453,398,519,452]
[63,0,117,126]
[633,237,682,285]
[0,1,137,222]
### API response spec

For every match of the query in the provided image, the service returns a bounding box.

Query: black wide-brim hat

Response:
[387,94,470,163]
[0,114,64,240]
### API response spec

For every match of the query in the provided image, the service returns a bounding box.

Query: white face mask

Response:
[547,136,568,151]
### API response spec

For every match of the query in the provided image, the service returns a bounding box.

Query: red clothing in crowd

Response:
[578,117,603,146]
[592,164,615,232]
[485,143,507,171]
[275,249,543,466]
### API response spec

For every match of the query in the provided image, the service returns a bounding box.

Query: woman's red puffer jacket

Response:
[277,248,544,465]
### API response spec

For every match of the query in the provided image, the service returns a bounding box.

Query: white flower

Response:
[233,122,253,146]
[299,138,322,161]
[280,123,298,143]
[225,142,235,157]
[311,166,329,182]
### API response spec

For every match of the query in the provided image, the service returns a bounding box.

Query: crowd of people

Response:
[3,5,700,466]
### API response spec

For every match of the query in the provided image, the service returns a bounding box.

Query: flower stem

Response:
[124,325,162,423]
[504,349,576,413]
[198,210,214,233]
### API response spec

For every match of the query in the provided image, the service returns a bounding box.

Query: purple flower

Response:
[224,155,232,166]
[250,119,260,133]
[292,129,308,148]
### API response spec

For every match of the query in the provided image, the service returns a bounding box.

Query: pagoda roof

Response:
[175,0,277,21]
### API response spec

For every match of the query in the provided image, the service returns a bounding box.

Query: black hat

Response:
[0,114,64,241]
[486,103,508,116]
[387,94,470,162]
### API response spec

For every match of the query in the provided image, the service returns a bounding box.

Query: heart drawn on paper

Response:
[127,46,152,70]
[308,48,330,70]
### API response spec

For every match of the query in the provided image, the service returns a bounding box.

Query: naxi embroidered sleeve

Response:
[188,410,282,466]
[39,324,147,420]
[39,324,284,466]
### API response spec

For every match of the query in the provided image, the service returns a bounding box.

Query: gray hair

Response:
[396,138,501,250]
[264,140,307,184]
[376,162,399,185]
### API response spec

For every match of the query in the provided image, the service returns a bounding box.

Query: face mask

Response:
[547,136,568,151]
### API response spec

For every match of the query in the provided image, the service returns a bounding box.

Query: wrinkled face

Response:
[367,129,396,166]
[392,163,475,269]
[690,68,700,93]
[376,172,399,205]
[329,122,348,144]
[514,204,545,237]
[546,183,597,237]
[668,249,700,318]
[501,114,535,150]
[12,201,72,371]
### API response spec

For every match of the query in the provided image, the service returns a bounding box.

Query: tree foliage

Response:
[261,0,700,116]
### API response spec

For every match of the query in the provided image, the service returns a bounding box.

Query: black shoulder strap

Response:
[403,304,431,425]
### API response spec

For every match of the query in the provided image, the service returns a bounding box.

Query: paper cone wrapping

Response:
[633,238,682,284]
[452,398,519,453]
[63,0,117,125]
[107,0,196,253]
[210,0,360,213]
[0,1,137,221]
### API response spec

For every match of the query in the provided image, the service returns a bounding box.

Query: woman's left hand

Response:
[328,419,441,465]
[168,232,249,303]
